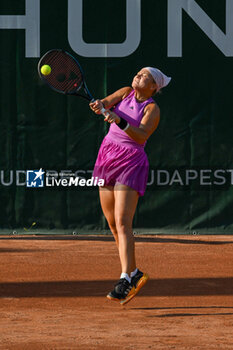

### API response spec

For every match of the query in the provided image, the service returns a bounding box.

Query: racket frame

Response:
[38,49,108,115]
[38,49,94,100]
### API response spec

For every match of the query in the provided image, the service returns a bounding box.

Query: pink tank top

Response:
[106,90,154,148]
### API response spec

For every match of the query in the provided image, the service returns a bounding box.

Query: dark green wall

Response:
[0,0,233,233]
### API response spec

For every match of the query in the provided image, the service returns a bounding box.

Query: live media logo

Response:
[25,169,104,188]
[26,169,45,187]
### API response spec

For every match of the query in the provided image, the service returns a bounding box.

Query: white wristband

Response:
[123,123,130,131]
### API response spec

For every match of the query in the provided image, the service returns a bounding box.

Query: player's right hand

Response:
[89,99,104,114]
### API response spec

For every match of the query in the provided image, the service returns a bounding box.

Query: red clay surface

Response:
[0,234,233,349]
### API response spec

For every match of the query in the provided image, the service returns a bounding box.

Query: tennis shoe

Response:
[107,278,135,301]
[120,269,149,306]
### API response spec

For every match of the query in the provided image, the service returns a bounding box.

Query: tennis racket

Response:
[38,49,107,116]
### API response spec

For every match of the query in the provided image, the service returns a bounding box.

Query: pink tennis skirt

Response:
[93,136,149,196]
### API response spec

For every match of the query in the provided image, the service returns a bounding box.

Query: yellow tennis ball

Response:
[41,64,51,75]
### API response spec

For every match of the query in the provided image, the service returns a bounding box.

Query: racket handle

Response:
[100,107,110,117]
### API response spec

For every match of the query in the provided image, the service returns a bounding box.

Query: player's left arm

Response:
[105,103,160,144]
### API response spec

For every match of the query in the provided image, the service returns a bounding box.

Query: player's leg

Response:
[114,184,139,275]
[106,184,139,302]
[107,184,149,305]
[99,186,119,247]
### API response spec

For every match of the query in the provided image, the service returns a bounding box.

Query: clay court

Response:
[0,234,232,349]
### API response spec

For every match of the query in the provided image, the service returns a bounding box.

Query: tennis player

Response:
[90,67,171,305]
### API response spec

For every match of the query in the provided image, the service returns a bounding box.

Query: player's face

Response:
[132,69,155,91]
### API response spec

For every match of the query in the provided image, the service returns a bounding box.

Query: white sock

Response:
[120,272,131,283]
[130,268,138,278]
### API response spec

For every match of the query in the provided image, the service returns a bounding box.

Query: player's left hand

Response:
[104,111,121,124]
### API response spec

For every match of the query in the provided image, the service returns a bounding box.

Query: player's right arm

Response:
[89,87,132,114]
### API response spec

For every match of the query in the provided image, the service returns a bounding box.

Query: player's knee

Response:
[115,216,131,233]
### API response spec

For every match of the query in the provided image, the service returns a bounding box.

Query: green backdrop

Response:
[0,0,233,234]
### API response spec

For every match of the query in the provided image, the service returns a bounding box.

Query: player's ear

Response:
[150,83,157,94]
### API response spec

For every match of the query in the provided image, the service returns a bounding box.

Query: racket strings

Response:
[40,51,83,94]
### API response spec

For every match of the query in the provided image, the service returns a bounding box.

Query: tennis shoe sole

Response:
[120,273,149,306]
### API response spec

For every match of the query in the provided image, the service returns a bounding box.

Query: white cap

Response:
[144,67,171,91]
